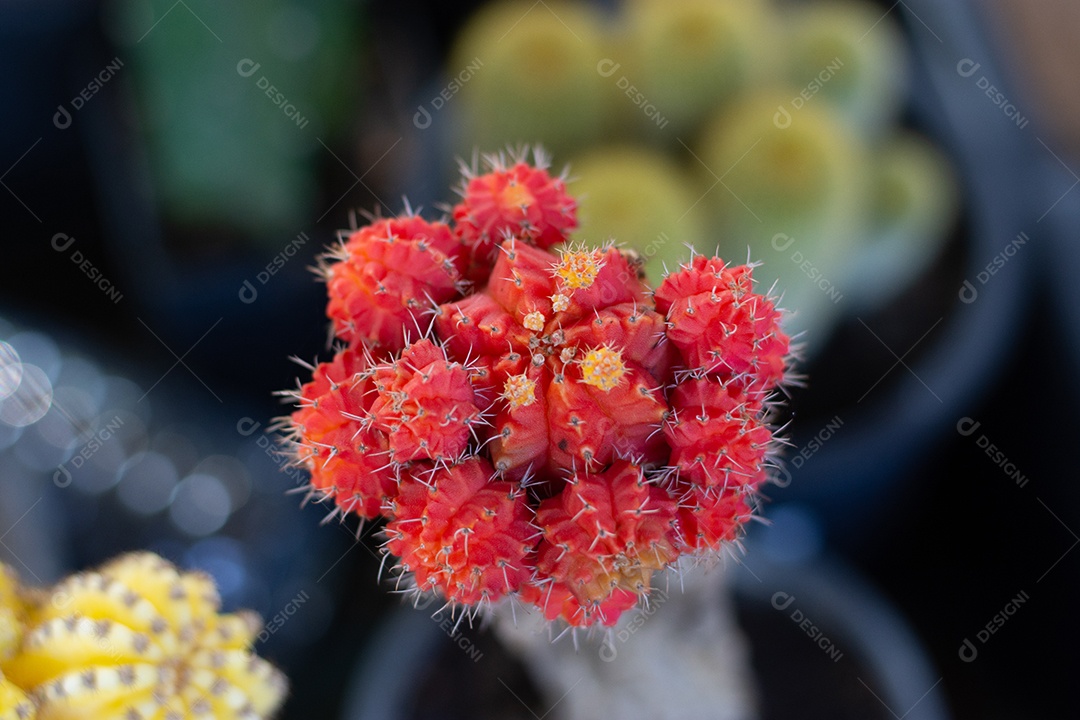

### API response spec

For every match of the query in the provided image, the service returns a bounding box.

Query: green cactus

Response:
[781,0,909,138]
[845,131,959,310]
[685,90,870,345]
[617,0,781,137]
[452,0,608,157]
[567,147,705,285]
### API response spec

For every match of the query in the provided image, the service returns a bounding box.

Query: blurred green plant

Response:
[108,0,364,250]
[782,0,909,138]
[567,147,705,283]
[619,0,780,137]
[451,0,607,158]
[448,0,959,352]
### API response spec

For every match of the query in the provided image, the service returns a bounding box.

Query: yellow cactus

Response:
[0,564,35,719]
[3,553,286,720]
[0,672,33,720]
[0,566,27,666]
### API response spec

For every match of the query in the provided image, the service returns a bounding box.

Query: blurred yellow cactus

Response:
[0,566,28,666]
[1,553,286,720]
[0,672,32,720]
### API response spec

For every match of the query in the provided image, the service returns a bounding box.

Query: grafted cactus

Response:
[283,148,792,628]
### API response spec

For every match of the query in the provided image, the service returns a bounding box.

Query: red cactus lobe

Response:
[654,256,789,393]
[324,216,465,352]
[370,339,485,465]
[579,346,627,391]
[664,378,772,490]
[437,240,670,479]
[471,242,651,344]
[520,581,639,628]
[674,487,753,553]
[384,458,535,606]
[553,246,604,290]
[289,348,397,520]
[560,304,675,385]
[488,364,550,477]
[435,292,530,389]
[527,461,677,625]
[453,161,577,280]
[537,361,667,471]
[502,373,538,410]
[553,247,651,319]
[493,364,662,482]
[486,242,561,323]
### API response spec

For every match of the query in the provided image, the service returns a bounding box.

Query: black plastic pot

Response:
[772,0,1038,543]
[341,548,949,720]
[1042,159,1080,379]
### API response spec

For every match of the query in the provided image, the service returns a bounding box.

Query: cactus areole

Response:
[282,148,792,628]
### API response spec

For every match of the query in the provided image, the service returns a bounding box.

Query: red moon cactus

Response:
[282,148,791,627]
